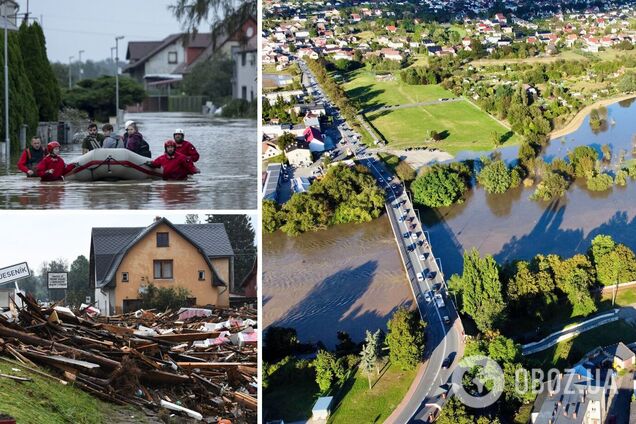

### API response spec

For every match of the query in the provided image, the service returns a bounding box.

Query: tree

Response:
[386,307,425,370]
[313,350,345,393]
[0,30,38,152]
[280,193,333,236]
[412,166,468,207]
[277,132,296,152]
[63,76,145,122]
[263,199,282,232]
[205,214,256,291]
[264,327,299,362]
[477,159,512,194]
[66,255,90,308]
[360,329,381,389]
[182,56,233,104]
[185,214,200,224]
[18,22,60,121]
[140,283,192,311]
[530,171,568,201]
[395,161,416,182]
[170,0,256,39]
[459,249,506,332]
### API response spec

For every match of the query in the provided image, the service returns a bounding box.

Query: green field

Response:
[328,364,417,424]
[525,320,636,370]
[365,100,522,154]
[344,70,456,109]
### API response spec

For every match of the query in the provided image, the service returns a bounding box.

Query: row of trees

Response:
[450,235,636,334]
[263,164,385,236]
[306,58,359,123]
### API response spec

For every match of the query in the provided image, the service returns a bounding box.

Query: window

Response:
[153,260,173,279]
[122,272,129,282]
[242,86,247,100]
[168,51,177,64]
[157,232,169,247]
[198,270,205,281]
[241,52,246,66]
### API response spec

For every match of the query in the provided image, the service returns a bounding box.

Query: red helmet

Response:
[47,141,60,153]
[164,139,177,148]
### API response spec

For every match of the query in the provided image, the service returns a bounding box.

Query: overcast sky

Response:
[15,0,203,63]
[0,211,258,278]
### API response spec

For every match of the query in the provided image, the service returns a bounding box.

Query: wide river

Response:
[0,112,257,209]
[264,99,636,347]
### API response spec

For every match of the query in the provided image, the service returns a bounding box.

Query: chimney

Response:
[154,216,162,222]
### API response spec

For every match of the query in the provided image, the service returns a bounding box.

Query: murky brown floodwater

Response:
[263,215,412,348]
[0,112,256,209]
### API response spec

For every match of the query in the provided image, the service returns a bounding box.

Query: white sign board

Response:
[0,262,30,285]
[48,272,68,289]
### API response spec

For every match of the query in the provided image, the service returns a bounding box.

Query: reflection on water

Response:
[424,100,636,276]
[0,112,257,209]
[264,216,412,348]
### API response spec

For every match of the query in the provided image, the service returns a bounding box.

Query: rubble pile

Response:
[0,294,257,423]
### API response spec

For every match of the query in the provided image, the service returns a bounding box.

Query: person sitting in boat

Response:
[146,139,199,180]
[101,124,124,148]
[17,136,46,177]
[81,123,104,154]
[36,141,77,182]
[124,122,151,157]
[173,128,200,162]
[122,120,134,146]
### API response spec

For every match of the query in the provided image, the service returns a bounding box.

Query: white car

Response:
[419,253,426,261]
[424,292,432,303]
[411,233,418,239]
[417,272,424,282]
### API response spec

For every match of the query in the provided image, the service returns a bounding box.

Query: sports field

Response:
[343,70,456,109]
[366,100,522,154]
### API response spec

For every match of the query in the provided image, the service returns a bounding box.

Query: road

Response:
[299,59,465,423]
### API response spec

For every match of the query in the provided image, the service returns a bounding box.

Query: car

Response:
[417,272,424,282]
[433,283,442,292]
[442,353,453,369]
[417,240,424,246]
[424,292,432,303]
[407,244,415,252]
[419,253,427,261]
[403,232,410,238]
[411,233,418,239]
[426,271,436,279]
[443,315,451,325]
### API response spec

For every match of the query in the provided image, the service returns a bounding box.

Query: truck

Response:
[434,293,445,308]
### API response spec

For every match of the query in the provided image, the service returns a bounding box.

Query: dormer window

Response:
[168,51,177,64]
[157,232,169,247]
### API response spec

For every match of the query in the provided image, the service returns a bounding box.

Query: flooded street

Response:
[263,216,412,348]
[0,112,257,209]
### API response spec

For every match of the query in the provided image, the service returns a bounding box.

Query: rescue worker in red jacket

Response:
[36,141,76,181]
[17,136,46,176]
[173,128,200,162]
[146,140,199,180]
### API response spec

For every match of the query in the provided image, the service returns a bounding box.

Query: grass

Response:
[525,320,636,371]
[377,152,401,170]
[343,70,456,109]
[0,359,148,424]
[365,100,522,155]
[328,363,417,424]
[262,62,299,76]
[263,375,321,422]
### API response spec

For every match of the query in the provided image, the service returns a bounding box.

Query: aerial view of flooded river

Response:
[0,112,257,209]
[263,216,412,349]
[424,98,636,276]
[265,99,636,346]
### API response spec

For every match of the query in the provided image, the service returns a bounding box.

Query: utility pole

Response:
[3,7,9,169]
[78,49,84,81]
[68,55,73,89]
[115,36,124,128]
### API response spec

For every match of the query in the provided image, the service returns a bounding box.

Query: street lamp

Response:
[78,49,84,81]
[115,36,124,128]
[68,55,73,89]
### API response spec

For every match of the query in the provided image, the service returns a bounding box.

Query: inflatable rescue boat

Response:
[65,149,162,181]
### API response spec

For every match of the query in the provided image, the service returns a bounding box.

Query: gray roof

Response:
[91,218,233,289]
[604,342,635,361]
[124,33,212,72]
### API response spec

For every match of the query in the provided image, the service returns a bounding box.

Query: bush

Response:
[412,164,469,207]
[396,160,416,182]
[586,172,614,191]
[477,159,512,194]
[221,99,257,119]
[530,171,568,201]
[139,283,191,312]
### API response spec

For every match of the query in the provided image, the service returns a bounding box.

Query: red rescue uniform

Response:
[17,147,46,174]
[36,155,75,181]
[175,140,200,162]
[151,151,199,180]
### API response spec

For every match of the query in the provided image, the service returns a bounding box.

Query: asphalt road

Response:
[298,59,465,422]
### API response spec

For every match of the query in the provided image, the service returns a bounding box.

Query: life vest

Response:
[25,147,45,169]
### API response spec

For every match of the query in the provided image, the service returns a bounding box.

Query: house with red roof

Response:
[303,127,325,153]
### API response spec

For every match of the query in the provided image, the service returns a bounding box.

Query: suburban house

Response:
[286,141,313,167]
[230,18,257,101]
[89,218,234,315]
[304,127,325,152]
[262,141,282,160]
[124,33,213,86]
[603,342,636,369]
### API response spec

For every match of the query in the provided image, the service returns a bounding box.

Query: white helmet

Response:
[174,128,184,135]
[125,120,135,129]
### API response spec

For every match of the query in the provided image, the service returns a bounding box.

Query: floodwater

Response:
[423,98,636,276]
[263,216,412,348]
[0,112,257,209]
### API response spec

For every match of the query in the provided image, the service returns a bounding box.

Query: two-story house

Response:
[90,217,234,315]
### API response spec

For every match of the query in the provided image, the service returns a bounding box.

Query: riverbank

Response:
[549,94,636,140]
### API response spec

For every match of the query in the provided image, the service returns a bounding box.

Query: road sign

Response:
[0,262,30,285]
[48,272,68,289]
